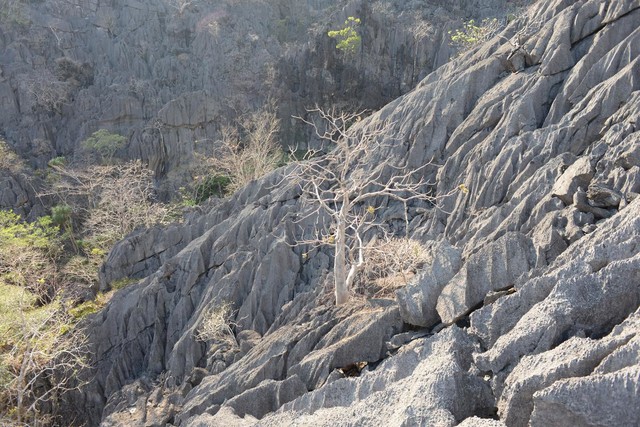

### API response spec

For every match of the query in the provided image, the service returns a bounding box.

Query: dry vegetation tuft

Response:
[354,237,429,298]
[195,302,238,347]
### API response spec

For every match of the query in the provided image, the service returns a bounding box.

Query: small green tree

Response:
[81,129,126,163]
[328,16,361,56]
[448,18,501,51]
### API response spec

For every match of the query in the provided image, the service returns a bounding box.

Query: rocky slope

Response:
[9,0,638,425]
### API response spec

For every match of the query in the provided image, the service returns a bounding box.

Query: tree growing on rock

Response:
[292,108,445,305]
[328,16,361,56]
[199,105,283,194]
[80,129,126,164]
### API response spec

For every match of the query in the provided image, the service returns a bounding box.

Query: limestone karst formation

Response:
[1,0,639,425]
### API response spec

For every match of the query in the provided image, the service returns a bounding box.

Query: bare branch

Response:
[287,107,448,305]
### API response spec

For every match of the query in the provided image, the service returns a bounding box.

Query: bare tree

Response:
[292,108,450,305]
[24,72,71,114]
[203,106,282,193]
[45,160,175,248]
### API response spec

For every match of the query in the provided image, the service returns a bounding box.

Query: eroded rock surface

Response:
[0,0,495,201]
[50,0,640,425]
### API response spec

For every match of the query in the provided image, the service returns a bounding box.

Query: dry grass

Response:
[354,237,429,298]
[195,302,237,346]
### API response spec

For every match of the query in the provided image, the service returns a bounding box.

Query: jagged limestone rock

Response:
[395,240,462,327]
[259,327,493,427]
[224,376,308,419]
[474,200,640,376]
[497,307,640,427]
[49,0,640,425]
[436,232,536,325]
[530,365,640,427]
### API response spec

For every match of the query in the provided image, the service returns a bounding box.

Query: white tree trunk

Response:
[345,232,364,293]
[334,216,348,305]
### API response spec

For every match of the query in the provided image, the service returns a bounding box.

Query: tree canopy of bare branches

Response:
[0,299,89,426]
[291,107,443,305]
[202,105,282,194]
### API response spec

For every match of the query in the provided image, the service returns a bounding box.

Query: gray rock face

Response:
[51,0,640,425]
[225,375,307,419]
[436,232,536,325]
[499,308,640,427]
[0,142,46,219]
[0,0,490,199]
[530,365,640,427]
[175,300,403,425]
[259,327,493,427]
[474,202,640,374]
[396,240,462,327]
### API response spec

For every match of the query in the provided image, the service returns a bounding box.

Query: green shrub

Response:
[193,175,231,203]
[328,16,361,56]
[111,277,137,291]
[47,156,66,167]
[51,204,72,228]
[68,299,101,319]
[81,129,126,163]
[0,211,60,292]
[448,18,500,51]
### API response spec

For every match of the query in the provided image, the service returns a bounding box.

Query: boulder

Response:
[586,183,623,208]
[551,156,594,205]
[436,232,536,325]
[396,240,462,327]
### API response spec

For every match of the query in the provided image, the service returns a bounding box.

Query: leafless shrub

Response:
[0,300,90,426]
[24,72,71,114]
[47,160,174,249]
[0,140,24,173]
[354,237,429,298]
[195,302,237,347]
[202,104,282,193]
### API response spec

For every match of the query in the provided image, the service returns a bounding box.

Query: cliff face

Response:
[0,0,512,207]
[65,0,640,425]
